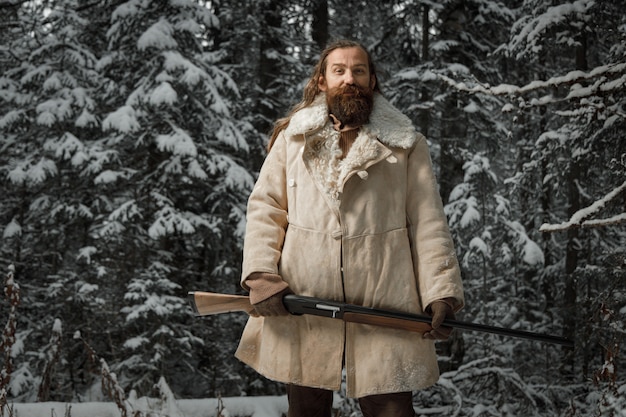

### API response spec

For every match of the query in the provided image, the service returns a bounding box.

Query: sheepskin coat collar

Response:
[284,92,416,149]
[283,93,418,205]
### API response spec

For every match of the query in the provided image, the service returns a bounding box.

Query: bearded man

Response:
[235,39,465,417]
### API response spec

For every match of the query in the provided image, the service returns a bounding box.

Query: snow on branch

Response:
[432,62,626,98]
[540,179,626,233]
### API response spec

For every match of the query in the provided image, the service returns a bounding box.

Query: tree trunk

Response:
[419,4,430,136]
[311,0,328,51]
[257,0,283,135]
[563,30,588,368]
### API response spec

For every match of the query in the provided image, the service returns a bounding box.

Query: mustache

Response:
[333,84,369,96]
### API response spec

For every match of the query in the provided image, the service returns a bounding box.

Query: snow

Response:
[108,200,141,223]
[23,158,58,185]
[395,68,420,80]
[506,221,545,266]
[2,219,22,239]
[110,1,139,21]
[463,101,479,113]
[77,246,98,264]
[149,81,178,105]
[0,109,24,128]
[468,237,490,259]
[502,103,515,113]
[436,61,626,98]
[123,336,149,349]
[94,170,126,184]
[148,206,197,239]
[156,127,198,157]
[36,98,73,125]
[162,51,205,86]
[510,0,594,59]
[137,19,178,51]
[102,105,141,133]
[448,183,470,202]
[6,396,289,417]
[188,159,209,180]
[46,132,84,161]
[460,196,480,228]
[52,319,62,334]
[43,73,62,91]
[521,237,544,267]
[78,283,99,296]
[431,40,460,52]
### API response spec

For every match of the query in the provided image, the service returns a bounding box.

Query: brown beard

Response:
[326,85,374,128]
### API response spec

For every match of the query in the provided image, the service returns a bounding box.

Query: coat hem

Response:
[234,352,342,392]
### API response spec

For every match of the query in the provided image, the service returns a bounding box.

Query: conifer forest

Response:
[0,0,625,416]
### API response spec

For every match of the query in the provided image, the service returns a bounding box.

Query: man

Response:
[235,39,464,417]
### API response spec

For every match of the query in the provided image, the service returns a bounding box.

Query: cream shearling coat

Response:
[235,92,464,398]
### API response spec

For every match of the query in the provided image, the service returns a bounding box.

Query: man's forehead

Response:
[326,47,369,66]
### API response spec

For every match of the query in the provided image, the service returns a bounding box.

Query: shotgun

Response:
[188,291,573,347]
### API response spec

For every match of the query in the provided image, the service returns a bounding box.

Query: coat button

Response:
[288,178,296,187]
[331,230,342,239]
[357,171,368,179]
[386,155,398,163]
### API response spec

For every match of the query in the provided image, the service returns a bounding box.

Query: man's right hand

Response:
[246,272,292,316]
[252,288,292,316]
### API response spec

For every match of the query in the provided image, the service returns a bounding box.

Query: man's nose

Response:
[343,71,355,85]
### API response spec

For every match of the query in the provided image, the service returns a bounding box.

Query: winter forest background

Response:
[0,0,624,416]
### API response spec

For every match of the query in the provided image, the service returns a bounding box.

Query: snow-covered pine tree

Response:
[495,0,626,413]
[0,0,113,402]
[202,0,313,396]
[443,153,564,380]
[0,265,19,411]
[212,0,312,152]
[92,0,255,397]
[386,0,516,199]
[386,0,624,413]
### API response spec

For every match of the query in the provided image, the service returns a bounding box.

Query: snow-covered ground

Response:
[6,395,289,417]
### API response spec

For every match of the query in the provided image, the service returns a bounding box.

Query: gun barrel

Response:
[283,295,573,347]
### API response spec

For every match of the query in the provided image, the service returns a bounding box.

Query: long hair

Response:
[266,40,381,151]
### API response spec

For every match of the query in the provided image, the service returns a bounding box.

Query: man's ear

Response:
[370,75,377,90]
[318,75,327,92]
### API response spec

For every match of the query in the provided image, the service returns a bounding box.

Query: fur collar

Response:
[284,93,417,149]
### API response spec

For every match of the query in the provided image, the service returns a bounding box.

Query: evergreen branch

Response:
[434,62,626,98]
[539,179,626,233]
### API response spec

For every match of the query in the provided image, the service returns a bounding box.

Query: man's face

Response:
[318,47,376,127]
[319,46,376,92]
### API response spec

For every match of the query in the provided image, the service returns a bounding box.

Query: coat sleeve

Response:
[240,132,289,290]
[406,134,465,312]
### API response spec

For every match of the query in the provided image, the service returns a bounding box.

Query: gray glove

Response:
[252,287,292,316]
[423,298,456,340]
[246,272,292,317]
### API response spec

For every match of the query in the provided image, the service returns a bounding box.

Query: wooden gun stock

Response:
[189,291,573,347]
[188,291,255,316]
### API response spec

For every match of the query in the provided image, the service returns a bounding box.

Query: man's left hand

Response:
[423,299,456,340]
